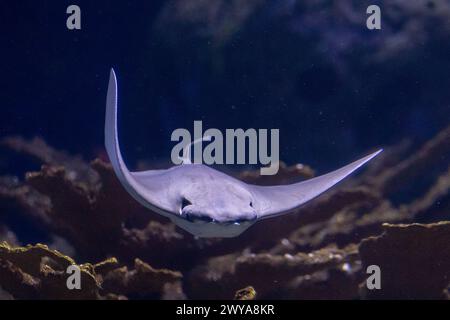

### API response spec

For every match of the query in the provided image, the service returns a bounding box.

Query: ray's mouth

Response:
[180,197,257,225]
[184,213,215,223]
[183,213,255,225]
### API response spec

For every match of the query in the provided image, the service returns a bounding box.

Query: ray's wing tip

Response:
[107,68,118,100]
[369,148,383,159]
[109,68,117,82]
[357,148,383,168]
[348,148,383,173]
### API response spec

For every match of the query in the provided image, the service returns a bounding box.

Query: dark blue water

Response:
[0,0,448,173]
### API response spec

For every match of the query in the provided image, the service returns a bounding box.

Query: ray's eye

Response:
[181,198,192,210]
[249,201,253,208]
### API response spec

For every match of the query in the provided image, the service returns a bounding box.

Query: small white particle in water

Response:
[67,171,77,180]
[341,263,351,273]
[281,238,290,246]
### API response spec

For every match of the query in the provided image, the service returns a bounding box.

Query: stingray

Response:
[105,69,382,238]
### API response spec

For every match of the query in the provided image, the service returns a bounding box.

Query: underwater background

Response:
[0,0,449,299]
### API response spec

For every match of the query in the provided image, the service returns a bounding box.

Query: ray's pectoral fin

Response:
[250,149,382,220]
[105,68,175,216]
